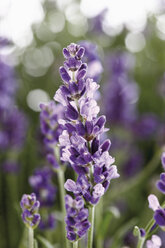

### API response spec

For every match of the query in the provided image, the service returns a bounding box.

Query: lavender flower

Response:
[148,194,165,229]
[0,60,17,111]
[54,43,119,241]
[103,52,138,126]
[122,148,143,178]
[1,160,19,174]
[39,213,56,230]
[20,193,41,229]
[65,195,90,241]
[0,108,27,150]
[146,235,162,248]
[131,113,159,139]
[29,166,56,207]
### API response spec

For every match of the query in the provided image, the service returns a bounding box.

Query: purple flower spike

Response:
[20,193,41,229]
[54,43,119,241]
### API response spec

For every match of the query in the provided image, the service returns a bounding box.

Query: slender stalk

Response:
[137,238,145,248]
[95,198,103,248]
[87,206,95,248]
[73,241,78,248]
[57,169,69,248]
[28,227,34,248]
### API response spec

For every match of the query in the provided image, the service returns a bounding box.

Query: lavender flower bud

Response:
[148,194,165,229]
[20,193,41,229]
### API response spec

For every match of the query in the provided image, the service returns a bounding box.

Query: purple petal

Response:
[154,209,165,226]
[59,66,71,83]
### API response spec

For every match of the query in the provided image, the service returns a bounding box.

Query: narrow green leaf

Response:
[37,235,55,248]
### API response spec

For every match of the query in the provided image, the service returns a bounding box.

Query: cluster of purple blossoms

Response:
[54,43,119,241]
[29,166,56,230]
[65,195,90,241]
[131,113,159,140]
[20,193,41,229]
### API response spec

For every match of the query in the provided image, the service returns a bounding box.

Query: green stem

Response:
[57,169,69,248]
[95,198,103,248]
[28,227,34,248]
[73,241,78,248]
[87,206,95,248]
[137,238,145,248]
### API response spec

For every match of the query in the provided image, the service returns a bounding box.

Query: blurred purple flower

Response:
[40,101,64,147]
[122,149,143,178]
[0,108,27,150]
[103,51,138,126]
[131,113,159,139]
[39,213,56,230]
[29,166,56,207]
[146,235,162,248]
[107,51,135,76]
[0,60,17,111]
[78,41,103,82]
[1,160,19,174]
[104,76,138,125]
